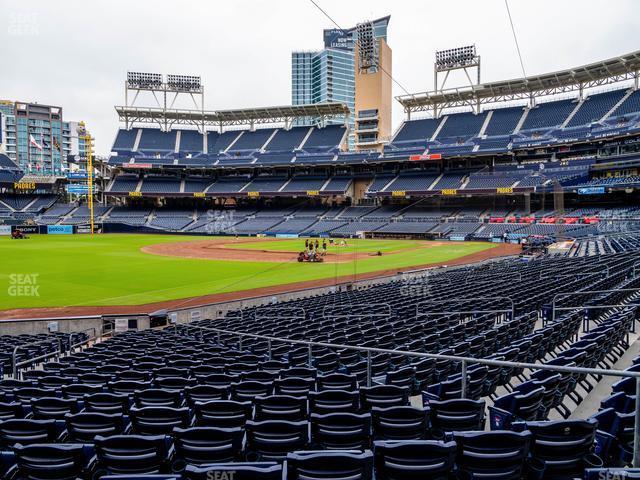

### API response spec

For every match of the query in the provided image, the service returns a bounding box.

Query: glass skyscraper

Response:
[291,16,390,147]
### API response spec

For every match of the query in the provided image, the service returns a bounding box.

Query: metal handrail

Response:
[69,327,98,352]
[551,289,640,321]
[182,323,640,466]
[11,337,62,378]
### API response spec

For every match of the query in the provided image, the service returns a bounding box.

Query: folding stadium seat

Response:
[280,367,317,379]
[115,370,151,382]
[373,440,457,480]
[42,362,65,373]
[37,375,74,390]
[134,389,183,408]
[346,361,369,385]
[242,370,279,383]
[526,418,601,478]
[184,384,228,406]
[260,360,289,373]
[93,434,172,476]
[454,430,532,480]
[184,462,283,480]
[64,412,126,442]
[76,372,111,386]
[1,381,36,393]
[60,384,102,400]
[129,406,190,435]
[155,376,196,390]
[108,380,148,395]
[286,450,374,480]
[97,365,124,376]
[154,367,190,379]
[172,359,202,369]
[309,390,360,415]
[0,419,60,448]
[0,402,23,421]
[230,380,273,402]
[12,387,58,404]
[313,352,341,373]
[371,406,429,440]
[227,362,261,376]
[489,386,545,429]
[310,412,372,450]
[84,392,131,415]
[170,426,244,471]
[195,373,239,387]
[412,359,436,392]
[21,371,52,381]
[316,373,357,392]
[10,443,92,480]
[245,419,309,461]
[30,397,80,420]
[428,399,486,433]
[191,364,225,377]
[274,377,315,397]
[193,400,252,428]
[254,395,308,421]
[383,367,416,391]
[359,385,409,410]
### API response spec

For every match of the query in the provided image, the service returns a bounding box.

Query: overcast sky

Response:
[1,0,638,155]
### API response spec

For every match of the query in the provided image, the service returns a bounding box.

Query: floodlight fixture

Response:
[356,21,379,72]
[435,45,478,71]
[127,71,163,89]
[166,74,202,92]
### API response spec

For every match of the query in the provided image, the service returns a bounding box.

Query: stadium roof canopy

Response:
[397,50,640,114]
[115,103,351,130]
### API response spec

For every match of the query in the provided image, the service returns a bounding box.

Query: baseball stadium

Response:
[1,1,640,479]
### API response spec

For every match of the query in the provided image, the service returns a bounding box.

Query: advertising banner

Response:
[13,225,39,234]
[47,225,74,235]
[578,187,606,195]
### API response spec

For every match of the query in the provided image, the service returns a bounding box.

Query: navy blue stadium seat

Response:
[309,390,360,415]
[371,406,429,440]
[373,439,457,480]
[171,426,244,469]
[11,443,93,480]
[0,419,60,448]
[129,406,190,435]
[193,400,252,428]
[454,430,532,480]
[93,434,172,477]
[286,450,374,480]
[64,412,126,443]
[310,412,372,450]
[245,419,308,461]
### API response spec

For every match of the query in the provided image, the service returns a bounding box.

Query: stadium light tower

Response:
[356,21,380,73]
[124,72,205,132]
[433,45,481,115]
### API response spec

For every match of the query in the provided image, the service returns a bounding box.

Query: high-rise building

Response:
[291,16,390,149]
[0,100,92,175]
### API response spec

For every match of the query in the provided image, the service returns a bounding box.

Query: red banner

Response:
[409,153,442,161]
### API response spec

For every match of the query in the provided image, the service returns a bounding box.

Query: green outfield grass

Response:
[0,234,497,310]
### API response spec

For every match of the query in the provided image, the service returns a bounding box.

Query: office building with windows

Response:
[0,100,92,175]
[291,16,391,149]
